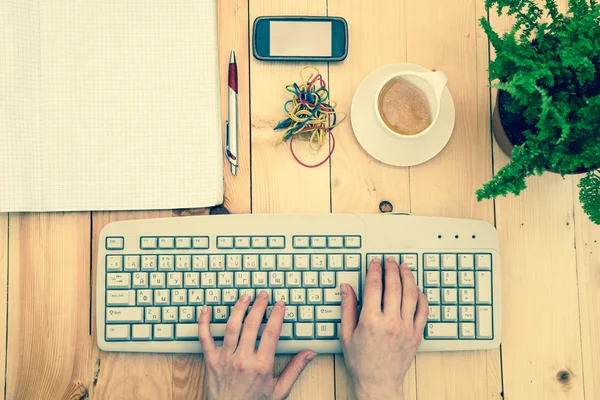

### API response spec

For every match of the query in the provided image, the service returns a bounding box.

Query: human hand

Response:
[339,259,429,400]
[198,291,317,400]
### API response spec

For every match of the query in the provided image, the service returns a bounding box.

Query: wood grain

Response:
[573,176,600,400]
[327,0,414,398]
[6,213,93,400]
[90,211,174,400]
[249,1,334,398]
[0,214,7,400]
[405,0,502,398]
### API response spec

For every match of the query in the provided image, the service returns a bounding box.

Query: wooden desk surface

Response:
[1,1,599,399]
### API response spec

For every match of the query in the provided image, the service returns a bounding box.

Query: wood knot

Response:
[556,369,572,387]
[379,201,393,213]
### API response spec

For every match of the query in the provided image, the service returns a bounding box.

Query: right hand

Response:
[339,258,429,400]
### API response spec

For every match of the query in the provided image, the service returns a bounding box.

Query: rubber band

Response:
[274,66,346,167]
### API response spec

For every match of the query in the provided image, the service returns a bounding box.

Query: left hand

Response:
[198,291,317,400]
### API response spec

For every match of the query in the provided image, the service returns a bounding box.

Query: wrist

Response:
[354,382,404,400]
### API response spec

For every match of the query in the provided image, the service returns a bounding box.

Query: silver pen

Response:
[226,50,239,175]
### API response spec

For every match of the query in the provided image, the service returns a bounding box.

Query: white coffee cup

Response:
[374,71,448,139]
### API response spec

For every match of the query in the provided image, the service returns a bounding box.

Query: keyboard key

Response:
[476,272,492,304]
[284,306,297,321]
[154,290,170,305]
[145,307,161,323]
[192,237,209,249]
[140,237,157,249]
[252,237,267,248]
[293,236,309,248]
[252,272,268,287]
[106,237,124,250]
[401,254,418,270]
[441,254,457,270]
[316,323,336,338]
[442,306,458,322]
[175,237,192,249]
[424,254,440,269]
[459,289,475,304]
[179,306,195,322]
[299,306,314,321]
[239,288,255,302]
[428,306,441,321]
[235,237,250,249]
[192,255,208,271]
[476,254,492,270]
[290,288,306,304]
[442,271,457,287]
[476,306,493,339]
[195,306,211,322]
[344,236,361,248]
[158,237,174,249]
[460,323,476,339]
[124,255,140,271]
[286,272,301,287]
[163,307,178,322]
[426,323,458,339]
[294,255,309,270]
[132,324,152,340]
[367,254,381,265]
[459,271,475,287]
[273,289,289,303]
[206,289,221,304]
[295,323,314,338]
[213,305,229,321]
[222,289,238,304]
[158,255,174,271]
[303,272,319,287]
[235,272,251,287]
[217,237,234,249]
[210,255,225,271]
[176,255,191,271]
[345,254,361,270]
[324,288,342,304]
[137,289,153,306]
[201,272,216,288]
[260,255,276,270]
[189,289,205,305]
[172,289,187,305]
[460,306,475,321]
[275,254,292,270]
[315,306,342,321]
[167,272,183,288]
[442,288,458,304]
[226,255,242,271]
[268,236,285,249]
[270,272,284,287]
[154,324,174,340]
[244,255,259,271]
[328,254,343,270]
[311,254,326,270]
[106,256,123,272]
[176,323,204,340]
[425,288,440,304]
[106,324,130,341]
[107,290,135,306]
[311,237,326,248]
[424,271,440,287]
[106,307,143,323]
[458,254,474,270]
[132,272,149,289]
[184,272,200,288]
[218,272,234,288]
[280,323,294,339]
[384,254,400,265]
[337,272,360,301]
[327,236,343,248]
[320,272,335,288]
[107,273,131,289]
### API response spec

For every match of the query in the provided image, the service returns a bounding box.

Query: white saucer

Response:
[351,63,456,167]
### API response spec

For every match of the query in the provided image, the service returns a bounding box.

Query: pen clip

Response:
[225,120,230,150]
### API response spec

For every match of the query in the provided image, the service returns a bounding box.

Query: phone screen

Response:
[269,21,332,57]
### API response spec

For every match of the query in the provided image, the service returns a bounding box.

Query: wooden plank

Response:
[89,211,173,400]
[327,1,415,398]
[6,213,93,400]
[488,0,585,398]
[0,214,7,400]
[249,1,334,398]
[573,176,600,400]
[404,0,502,398]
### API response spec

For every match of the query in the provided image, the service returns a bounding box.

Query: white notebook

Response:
[0,0,224,212]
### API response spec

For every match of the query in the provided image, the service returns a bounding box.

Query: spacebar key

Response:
[425,323,458,339]
[176,324,227,340]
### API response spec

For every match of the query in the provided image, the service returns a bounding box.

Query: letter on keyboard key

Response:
[192,237,209,249]
[324,288,342,304]
[260,255,276,270]
[295,323,314,339]
[106,307,143,323]
[316,306,342,321]
[299,306,314,321]
[176,237,191,249]
[316,323,336,338]
[106,237,124,250]
[424,271,440,287]
[476,306,493,339]
[425,288,440,304]
[426,323,458,339]
[311,237,326,248]
[106,324,130,341]
[226,255,242,270]
[158,237,174,249]
[428,306,440,321]
[424,254,440,269]
[476,272,492,304]
[268,236,285,249]
[275,254,292,270]
[328,254,343,270]
[401,254,418,269]
[337,272,360,301]
[344,254,361,270]
[344,236,361,248]
[293,236,309,248]
[107,290,135,306]
[107,273,131,289]
[320,272,335,287]
[140,237,157,249]
[106,256,123,272]
[132,324,152,340]
[284,306,297,321]
[154,324,174,340]
[192,255,209,271]
[217,237,234,249]
[460,323,475,339]
[210,255,225,271]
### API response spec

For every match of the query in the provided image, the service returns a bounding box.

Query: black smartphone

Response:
[253,16,348,62]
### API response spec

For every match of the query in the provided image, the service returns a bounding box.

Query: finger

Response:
[197,306,217,355]
[383,258,402,316]
[237,290,269,352]
[273,350,317,400]
[222,294,251,354]
[399,263,419,322]
[362,259,384,314]
[339,283,358,347]
[257,300,285,359]
[414,290,429,333]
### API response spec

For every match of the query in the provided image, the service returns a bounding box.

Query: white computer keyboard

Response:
[97,213,502,353]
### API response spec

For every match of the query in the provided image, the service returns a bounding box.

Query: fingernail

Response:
[387,257,396,263]
[240,294,250,303]
[201,306,209,315]
[258,290,268,299]
[372,257,381,265]
[276,300,285,308]
[340,283,348,296]
[305,352,318,362]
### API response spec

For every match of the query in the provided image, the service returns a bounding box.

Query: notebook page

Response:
[1,0,223,212]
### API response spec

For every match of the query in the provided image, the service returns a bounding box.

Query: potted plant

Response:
[478,0,600,224]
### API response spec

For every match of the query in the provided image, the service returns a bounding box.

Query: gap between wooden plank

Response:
[0,214,8,400]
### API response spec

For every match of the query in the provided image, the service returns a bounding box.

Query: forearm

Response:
[354,382,405,400]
